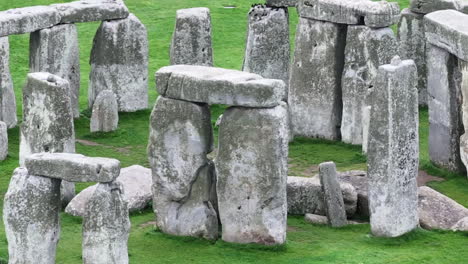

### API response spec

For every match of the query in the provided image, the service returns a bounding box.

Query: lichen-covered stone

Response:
[0,121,7,160]
[90,90,119,132]
[410,0,462,14]
[319,162,348,227]
[82,181,130,264]
[0,6,61,37]
[341,25,398,145]
[0,36,17,128]
[289,18,345,139]
[368,57,419,237]
[170,7,213,66]
[89,13,148,112]
[3,168,61,264]
[243,5,290,86]
[216,103,288,245]
[148,96,218,240]
[52,0,129,24]
[30,24,81,118]
[156,65,286,108]
[266,0,297,7]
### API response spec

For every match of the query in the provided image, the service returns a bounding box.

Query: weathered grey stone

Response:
[459,62,468,175]
[89,13,148,112]
[462,2,468,13]
[287,176,357,216]
[410,0,462,14]
[3,168,61,264]
[304,213,328,225]
[297,0,400,28]
[216,103,288,245]
[425,10,468,62]
[25,153,120,183]
[156,65,287,108]
[90,90,119,132]
[0,6,61,37]
[82,181,130,264]
[170,7,213,66]
[61,181,76,208]
[0,121,7,160]
[266,0,297,7]
[397,9,427,106]
[0,36,17,128]
[338,170,369,218]
[418,186,468,230]
[368,57,419,237]
[341,26,398,145]
[427,44,465,173]
[30,24,81,118]
[65,165,152,216]
[361,87,373,153]
[243,5,290,86]
[319,162,348,227]
[19,72,75,166]
[52,0,129,24]
[451,217,468,231]
[148,96,218,240]
[289,18,345,139]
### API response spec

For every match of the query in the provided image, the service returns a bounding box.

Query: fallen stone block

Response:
[0,121,7,160]
[0,6,61,37]
[304,214,328,225]
[0,36,17,128]
[410,0,461,14]
[266,0,297,7]
[338,170,369,218]
[52,0,129,24]
[90,90,119,133]
[319,162,347,227]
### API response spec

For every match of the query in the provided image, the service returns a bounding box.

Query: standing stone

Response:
[30,24,81,118]
[319,162,348,227]
[289,18,346,139]
[427,44,465,173]
[82,181,130,264]
[341,25,398,145]
[0,36,17,128]
[3,168,61,264]
[147,96,218,240]
[368,57,419,237]
[361,87,373,154]
[216,103,289,245]
[243,5,290,86]
[89,13,148,112]
[0,121,7,160]
[90,90,119,132]
[397,9,427,106]
[170,8,213,66]
[458,61,468,176]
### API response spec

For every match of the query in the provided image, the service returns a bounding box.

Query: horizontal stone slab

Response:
[266,0,297,7]
[52,0,129,24]
[410,0,461,14]
[0,6,60,37]
[297,0,400,28]
[156,65,287,107]
[424,10,468,61]
[25,153,120,183]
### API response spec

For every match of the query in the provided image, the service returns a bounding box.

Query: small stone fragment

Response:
[52,0,130,24]
[0,121,7,160]
[90,90,119,132]
[304,214,328,225]
[319,162,348,227]
[0,6,61,37]
[0,36,17,128]
[410,0,461,14]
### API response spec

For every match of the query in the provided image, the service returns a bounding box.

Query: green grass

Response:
[1,0,468,263]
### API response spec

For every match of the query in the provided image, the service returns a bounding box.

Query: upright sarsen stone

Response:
[368,57,419,237]
[0,121,7,160]
[170,7,213,66]
[216,103,289,245]
[458,61,468,176]
[89,13,148,112]
[0,36,17,128]
[30,24,81,118]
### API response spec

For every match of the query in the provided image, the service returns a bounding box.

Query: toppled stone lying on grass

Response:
[0,121,7,160]
[266,0,297,7]
[90,90,119,133]
[0,6,61,37]
[319,162,348,227]
[52,0,129,24]
[25,153,120,183]
[338,170,369,218]
[0,36,17,128]
[410,0,462,14]
[304,213,365,226]
[451,217,468,231]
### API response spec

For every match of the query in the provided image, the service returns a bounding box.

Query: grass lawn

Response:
[0,0,467,263]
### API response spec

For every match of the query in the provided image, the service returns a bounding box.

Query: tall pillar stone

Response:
[3,168,61,264]
[216,102,289,245]
[341,25,398,145]
[147,96,218,240]
[0,36,17,128]
[170,7,213,66]
[289,17,346,140]
[89,13,148,112]
[0,120,7,160]
[368,57,419,237]
[30,23,80,118]
[458,61,468,177]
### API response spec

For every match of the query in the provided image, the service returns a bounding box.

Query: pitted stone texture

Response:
[427,45,465,173]
[52,0,129,24]
[83,181,130,264]
[0,37,17,128]
[451,217,468,231]
[297,0,400,28]
[19,72,75,166]
[289,18,345,139]
[89,13,148,112]
[425,10,468,62]
[0,6,61,37]
[410,0,462,14]
[287,176,357,216]
[243,5,290,86]
[397,9,427,106]
[3,168,61,264]
[216,103,288,245]
[418,186,468,230]
[170,7,213,66]
[0,121,7,160]
[338,170,369,218]
[30,24,81,118]
[25,153,120,183]
[266,0,297,7]
[91,90,119,132]
[459,62,468,175]
[368,57,419,237]
[148,96,218,240]
[156,65,287,108]
[319,162,348,227]
[341,26,398,145]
